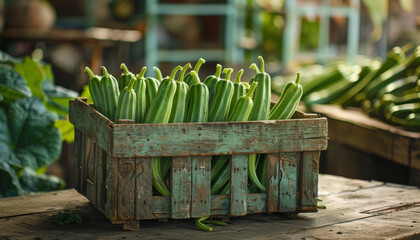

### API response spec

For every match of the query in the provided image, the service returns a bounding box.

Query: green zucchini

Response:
[169,63,191,123]
[144,67,161,111]
[270,72,303,120]
[211,82,259,194]
[229,69,247,113]
[146,65,182,197]
[115,76,136,121]
[248,56,271,121]
[204,64,222,105]
[208,68,234,122]
[406,113,420,131]
[184,58,206,87]
[118,63,135,92]
[133,67,147,123]
[186,71,209,123]
[100,66,119,121]
[304,66,361,108]
[84,66,104,113]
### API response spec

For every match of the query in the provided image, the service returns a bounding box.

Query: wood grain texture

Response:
[111,118,327,157]
[152,196,170,219]
[73,129,82,192]
[81,135,95,196]
[230,155,248,216]
[118,158,136,220]
[190,156,211,218]
[3,177,420,239]
[301,151,319,211]
[411,140,420,171]
[69,98,113,154]
[0,189,87,219]
[210,195,229,217]
[96,146,106,212]
[246,194,267,214]
[267,154,281,213]
[171,157,191,219]
[136,158,153,220]
[105,155,118,221]
[279,152,298,213]
[85,141,97,206]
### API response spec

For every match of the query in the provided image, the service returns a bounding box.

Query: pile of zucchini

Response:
[272,44,420,132]
[85,56,303,196]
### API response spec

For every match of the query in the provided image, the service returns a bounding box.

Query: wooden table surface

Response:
[1,174,420,240]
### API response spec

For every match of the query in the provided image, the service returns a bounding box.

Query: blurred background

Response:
[0,0,419,196]
[2,0,419,91]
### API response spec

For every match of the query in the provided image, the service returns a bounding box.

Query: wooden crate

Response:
[69,97,328,230]
[312,105,420,186]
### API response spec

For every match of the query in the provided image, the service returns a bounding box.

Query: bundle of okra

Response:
[84,56,303,196]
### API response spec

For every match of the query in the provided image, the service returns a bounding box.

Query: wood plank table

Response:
[1,174,420,240]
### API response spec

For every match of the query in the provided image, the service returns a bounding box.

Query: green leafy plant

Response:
[0,50,77,197]
[52,212,83,225]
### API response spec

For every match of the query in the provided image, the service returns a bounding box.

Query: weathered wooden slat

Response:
[190,156,211,218]
[69,98,113,153]
[117,158,136,220]
[96,146,106,212]
[136,157,153,220]
[105,155,119,221]
[152,196,170,219]
[81,135,95,195]
[151,194,272,217]
[230,155,248,216]
[301,151,319,211]
[122,220,140,231]
[247,194,267,214]
[210,195,229,216]
[411,140,420,171]
[267,154,280,213]
[85,179,96,207]
[279,152,298,212]
[112,118,327,157]
[73,129,82,192]
[392,136,411,167]
[171,157,191,219]
[85,142,97,206]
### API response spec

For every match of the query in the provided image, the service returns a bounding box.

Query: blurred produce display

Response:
[84,56,302,196]
[272,44,420,132]
[0,51,78,197]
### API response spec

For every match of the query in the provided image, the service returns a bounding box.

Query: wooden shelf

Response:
[0,27,142,43]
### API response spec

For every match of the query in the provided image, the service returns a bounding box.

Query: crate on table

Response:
[312,104,420,186]
[69,97,328,230]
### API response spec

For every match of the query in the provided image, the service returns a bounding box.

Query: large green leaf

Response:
[43,81,79,116]
[0,50,22,65]
[0,161,22,198]
[43,64,54,83]
[80,84,93,104]
[54,119,75,143]
[6,97,62,169]
[0,65,32,104]
[19,167,65,193]
[0,107,22,197]
[14,57,47,101]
